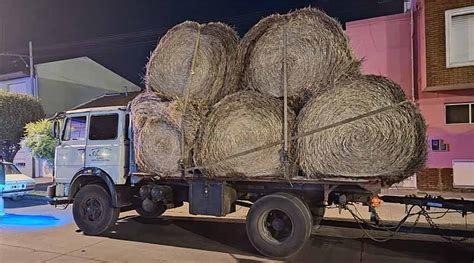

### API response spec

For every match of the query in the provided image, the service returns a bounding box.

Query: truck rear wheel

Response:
[73,184,119,235]
[246,193,312,259]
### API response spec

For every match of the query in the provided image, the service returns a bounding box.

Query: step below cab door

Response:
[55,113,89,184]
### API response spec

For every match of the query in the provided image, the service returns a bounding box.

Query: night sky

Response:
[0,0,403,87]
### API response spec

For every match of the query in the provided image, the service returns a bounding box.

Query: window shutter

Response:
[450,13,474,64]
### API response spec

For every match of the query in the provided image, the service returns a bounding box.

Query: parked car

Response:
[1,162,35,200]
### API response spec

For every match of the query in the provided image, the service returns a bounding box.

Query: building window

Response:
[63,116,87,141]
[89,114,119,140]
[445,103,474,124]
[445,6,474,68]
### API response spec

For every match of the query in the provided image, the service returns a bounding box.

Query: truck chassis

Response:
[49,172,474,259]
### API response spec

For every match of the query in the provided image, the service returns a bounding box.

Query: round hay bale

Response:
[297,75,427,185]
[239,8,361,101]
[131,92,204,176]
[195,91,296,178]
[145,21,240,105]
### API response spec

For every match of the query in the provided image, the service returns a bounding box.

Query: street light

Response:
[0,52,30,68]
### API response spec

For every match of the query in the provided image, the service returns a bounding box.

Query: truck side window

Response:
[63,116,87,141]
[89,114,119,140]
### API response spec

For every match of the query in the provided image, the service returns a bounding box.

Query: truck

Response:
[47,103,474,259]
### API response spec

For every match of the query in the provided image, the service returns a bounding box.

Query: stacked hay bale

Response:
[297,75,427,185]
[132,7,427,185]
[195,91,295,178]
[238,8,361,109]
[132,21,240,176]
[145,21,241,105]
[131,92,204,176]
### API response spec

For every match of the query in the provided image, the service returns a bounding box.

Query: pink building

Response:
[346,0,474,191]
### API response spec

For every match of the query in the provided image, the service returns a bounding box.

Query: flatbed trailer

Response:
[47,105,473,259]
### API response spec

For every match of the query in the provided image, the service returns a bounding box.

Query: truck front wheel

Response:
[73,184,119,235]
[246,193,312,259]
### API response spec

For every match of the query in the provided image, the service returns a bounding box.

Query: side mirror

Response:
[52,120,59,139]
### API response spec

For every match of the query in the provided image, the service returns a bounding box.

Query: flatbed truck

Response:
[47,105,474,259]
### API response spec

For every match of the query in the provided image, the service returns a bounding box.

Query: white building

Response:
[0,56,140,116]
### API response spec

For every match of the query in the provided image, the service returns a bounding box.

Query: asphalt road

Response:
[0,198,473,263]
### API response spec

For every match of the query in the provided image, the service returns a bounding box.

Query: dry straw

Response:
[297,75,427,185]
[195,91,295,178]
[131,92,205,176]
[145,21,240,105]
[239,8,361,105]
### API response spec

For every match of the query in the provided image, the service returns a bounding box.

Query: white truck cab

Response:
[51,106,130,204]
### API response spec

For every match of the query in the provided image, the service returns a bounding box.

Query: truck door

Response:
[85,112,125,184]
[55,113,89,184]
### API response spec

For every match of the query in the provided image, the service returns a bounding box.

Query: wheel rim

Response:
[82,198,103,222]
[260,209,293,243]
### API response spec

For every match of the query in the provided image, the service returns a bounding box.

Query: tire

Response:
[135,199,167,219]
[73,184,119,235]
[246,192,312,259]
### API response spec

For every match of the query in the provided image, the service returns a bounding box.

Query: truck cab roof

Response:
[65,106,127,115]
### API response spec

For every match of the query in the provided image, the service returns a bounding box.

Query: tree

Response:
[0,91,45,161]
[23,119,57,164]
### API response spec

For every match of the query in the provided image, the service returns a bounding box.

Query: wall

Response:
[347,3,474,171]
[0,76,33,95]
[417,93,474,168]
[13,147,53,178]
[38,78,118,116]
[36,57,141,116]
[346,13,414,100]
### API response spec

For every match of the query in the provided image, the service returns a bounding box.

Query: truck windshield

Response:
[5,164,21,175]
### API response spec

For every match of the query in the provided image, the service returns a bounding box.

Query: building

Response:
[13,147,52,179]
[0,56,141,116]
[1,57,141,178]
[346,0,474,191]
